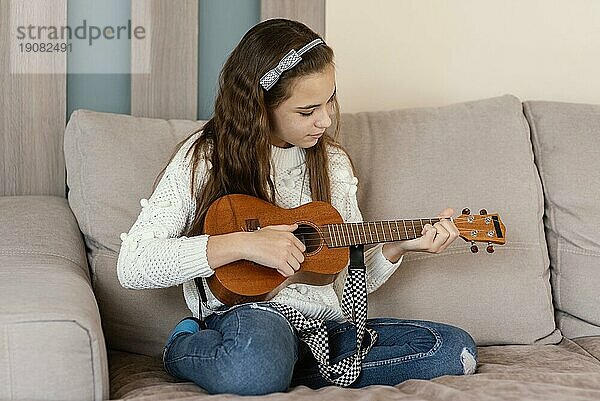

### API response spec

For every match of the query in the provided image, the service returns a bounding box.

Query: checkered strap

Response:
[271,253,376,387]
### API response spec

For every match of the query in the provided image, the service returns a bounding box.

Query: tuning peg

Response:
[486,242,494,253]
[462,208,471,215]
[470,242,479,253]
[480,209,488,215]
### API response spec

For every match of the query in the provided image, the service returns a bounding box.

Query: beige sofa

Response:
[1,94,600,400]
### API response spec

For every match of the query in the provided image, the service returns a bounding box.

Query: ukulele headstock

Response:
[454,208,506,253]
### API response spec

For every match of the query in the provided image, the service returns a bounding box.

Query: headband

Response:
[259,38,325,91]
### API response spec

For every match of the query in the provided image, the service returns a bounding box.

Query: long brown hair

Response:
[154,19,345,237]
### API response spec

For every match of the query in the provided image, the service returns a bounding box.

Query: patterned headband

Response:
[259,38,325,91]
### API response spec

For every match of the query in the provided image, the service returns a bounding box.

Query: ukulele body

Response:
[203,194,349,306]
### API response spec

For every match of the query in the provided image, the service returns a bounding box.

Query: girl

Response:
[117,18,477,396]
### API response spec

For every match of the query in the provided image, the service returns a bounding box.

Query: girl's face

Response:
[269,64,336,148]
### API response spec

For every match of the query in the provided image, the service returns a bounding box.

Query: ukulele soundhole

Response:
[294,223,322,255]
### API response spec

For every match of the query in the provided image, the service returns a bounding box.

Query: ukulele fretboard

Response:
[323,219,443,248]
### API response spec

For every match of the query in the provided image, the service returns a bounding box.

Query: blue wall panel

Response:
[198,0,260,119]
[67,0,131,118]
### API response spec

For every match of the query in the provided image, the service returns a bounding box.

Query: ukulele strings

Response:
[290,215,495,236]
[292,229,424,246]
[290,215,498,246]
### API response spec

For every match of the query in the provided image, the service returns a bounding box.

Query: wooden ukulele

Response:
[204,194,506,306]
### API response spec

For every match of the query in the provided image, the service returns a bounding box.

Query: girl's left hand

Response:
[393,208,460,255]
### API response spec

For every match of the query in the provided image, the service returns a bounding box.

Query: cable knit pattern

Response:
[117,132,403,321]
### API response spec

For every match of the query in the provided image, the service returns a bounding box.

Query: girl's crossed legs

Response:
[162,303,477,395]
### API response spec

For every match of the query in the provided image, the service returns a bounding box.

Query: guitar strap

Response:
[194,277,208,330]
[192,245,375,387]
[270,244,377,387]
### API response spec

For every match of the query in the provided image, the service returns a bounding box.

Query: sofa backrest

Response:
[338,95,560,346]
[524,100,600,338]
[64,111,205,356]
[64,95,564,357]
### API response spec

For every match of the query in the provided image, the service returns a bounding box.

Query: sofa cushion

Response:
[524,100,600,338]
[64,110,205,256]
[107,338,600,400]
[64,110,205,357]
[92,251,190,356]
[339,95,561,345]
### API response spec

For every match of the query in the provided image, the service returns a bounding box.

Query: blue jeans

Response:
[162,303,478,396]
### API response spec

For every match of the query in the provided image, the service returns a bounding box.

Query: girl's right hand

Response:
[243,224,306,277]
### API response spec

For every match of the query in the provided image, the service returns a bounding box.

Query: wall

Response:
[326,0,600,112]
[6,0,599,196]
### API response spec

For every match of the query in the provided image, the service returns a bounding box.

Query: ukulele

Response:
[203,194,506,306]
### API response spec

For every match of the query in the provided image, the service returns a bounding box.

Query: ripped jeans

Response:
[162,303,478,396]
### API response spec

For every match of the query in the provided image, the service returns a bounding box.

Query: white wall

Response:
[326,0,600,112]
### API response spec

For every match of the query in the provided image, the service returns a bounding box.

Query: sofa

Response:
[1,94,600,400]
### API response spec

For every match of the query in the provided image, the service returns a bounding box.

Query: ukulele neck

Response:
[322,218,446,248]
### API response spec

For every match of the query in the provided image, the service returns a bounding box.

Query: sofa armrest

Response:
[0,196,109,401]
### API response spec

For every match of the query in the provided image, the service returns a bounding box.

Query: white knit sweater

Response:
[116,132,403,321]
